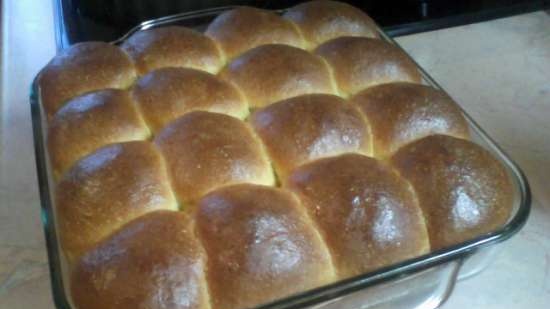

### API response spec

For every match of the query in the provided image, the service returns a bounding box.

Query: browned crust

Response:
[55,141,177,263]
[219,44,335,108]
[284,0,379,49]
[286,153,429,278]
[390,135,514,250]
[131,67,248,133]
[121,26,223,75]
[48,89,150,179]
[351,82,470,157]
[315,37,421,96]
[251,94,371,178]
[154,111,274,203]
[196,184,335,309]
[71,210,210,309]
[39,42,136,119]
[205,6,304,59]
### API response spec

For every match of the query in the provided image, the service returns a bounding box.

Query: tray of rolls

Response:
[30,1,531,309]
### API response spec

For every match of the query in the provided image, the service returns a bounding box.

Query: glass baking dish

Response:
[30,6,531,309]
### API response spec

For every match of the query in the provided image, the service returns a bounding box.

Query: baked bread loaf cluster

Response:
[38,1,514,309]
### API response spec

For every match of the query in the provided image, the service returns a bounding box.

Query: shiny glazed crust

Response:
[196,184,335,309]
[71,211,210,309]
[55,142,177,263]
[287,154,430,278]
[351,82,470,157]
[251,94,371,178]
[47,89,150,179]
[38,42,136,119]
[390,135,514,250]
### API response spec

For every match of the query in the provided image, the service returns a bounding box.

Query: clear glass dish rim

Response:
[30,5,532,309]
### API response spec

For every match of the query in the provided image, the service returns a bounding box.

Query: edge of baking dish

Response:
[30,5,531,309]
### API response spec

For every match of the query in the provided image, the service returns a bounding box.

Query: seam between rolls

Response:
[151,141,184,212]
[318,56,343,98]
[284,18,309,51]
[285,189,339,280]
[383,158,432,252]
[189,215,215,309]
[126,89,154,140]
[350,101,376,159]
[208,34,229,73]
[244,121,279,188]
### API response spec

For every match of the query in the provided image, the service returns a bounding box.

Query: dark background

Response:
[54,0,550,48]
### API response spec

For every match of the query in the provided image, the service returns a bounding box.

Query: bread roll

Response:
[132,67,248,132]
[390,135,514,250]
[205,6,304,59]
[287,153,429,278]
[351,83,470,157]
[39,42,136,119]
[56,141,177,263]
[48,89,149,179]
[71,210,210,309]
[284,0,379,49]
[315,37,421,96]
[155,111,274,203]
[121,26,223,75]
[251,94,371,178]
[196,184,335,309]
[220,44,335,108]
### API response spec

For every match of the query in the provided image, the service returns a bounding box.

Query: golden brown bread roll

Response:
[48,89,150,179]
[205,6,304,59]
[39,42,136,119]
[56,141,177,263]
[121,26,223,75]
[71,210,210,309]
[351,82,470,157]
[132,67,248,133]
[155,111,274,203]
[283,0,379,49]
[287,153,429,278]
[219,44,336,108]
[390,135,514,250]
[251,94,371,178]
[315,37,421,96]
[196,184,335,309]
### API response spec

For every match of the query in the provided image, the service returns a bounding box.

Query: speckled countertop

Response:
[1,1,549,308]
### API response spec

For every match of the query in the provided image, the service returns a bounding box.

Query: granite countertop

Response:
[1,0,549,308]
